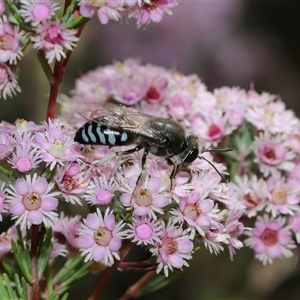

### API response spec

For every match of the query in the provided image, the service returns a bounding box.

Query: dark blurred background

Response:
[2,2,300,299]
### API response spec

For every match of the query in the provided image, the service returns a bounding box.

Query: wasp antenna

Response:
[198,155,228,182]
[204,148,234,153]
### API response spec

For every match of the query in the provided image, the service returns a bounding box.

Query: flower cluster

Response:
[2,59,300,279]
[0,0,176,99]
[60,59,300,265]
[78,0,178,27]
[0,61,246,277]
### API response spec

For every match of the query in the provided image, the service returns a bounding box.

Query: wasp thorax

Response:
[144,118,186,157]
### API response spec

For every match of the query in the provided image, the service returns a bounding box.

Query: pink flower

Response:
[85,174,116,206]
[224,210,244,259]
[214,87,247,127]
[0,182,8,221]
[8,132,42,172]
[50,239,68,258]
[171,190,221,237]
[55,162,91,205]
[189,110,228,147]
[0,225,24,258]
[31,20,79,64]
[246,97,299,135]
[265,176,300,217]
[135,0,178,27]
[202,222,228,255]
[0,131,12,160]
[52,213,81,249]
[0,63,20,99]
[253,131,295,178]
[289,212,300,243]
[76,208,126,265]
[244,215,295,265]
[144,76,168,104]
[34,119,80,170]
[0,17,24,64]
[167,90,193,120]
[6,174,60,228]
[119,166,171,220]
[231,175,267,217]
[78,0,123,24]
[150,220,194,277]
[20,0,60,26]
[110,62,149,105]
[125,217,163,245]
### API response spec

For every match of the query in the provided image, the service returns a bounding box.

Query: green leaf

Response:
[62,0,78,23]
[50,256,91,295]
[0,165,14,179]
[139,272,181,296]
[0,273,24,300]
[66,16,90,29]
[2,258,14,277]
[14,274,23,298]
[0,275,10,299]
[52,256,90,286]
[38,228,53,277]
[60,293,69,300]
[11,241,32,282]
[3,273,16,299]
[48,292,60,300]
[6,2,23,24]
[21,277,28,299]
[37,51,55,85]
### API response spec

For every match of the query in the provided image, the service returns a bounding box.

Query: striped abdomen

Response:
[74,121,135,146]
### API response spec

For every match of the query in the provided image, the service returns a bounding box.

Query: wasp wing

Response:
[82,104,163,142]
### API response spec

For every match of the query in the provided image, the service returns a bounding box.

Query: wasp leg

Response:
[115,144,144,157]
[116,145,150,184]
[136,147,149,184]
[164,157,179,190]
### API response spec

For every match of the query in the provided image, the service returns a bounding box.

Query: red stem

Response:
[119,271,156,300]
[88,242,134,300]
[46,24,84,120]
[29,225,40,300]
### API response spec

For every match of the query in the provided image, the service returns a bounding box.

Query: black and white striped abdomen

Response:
[74,121,135,146]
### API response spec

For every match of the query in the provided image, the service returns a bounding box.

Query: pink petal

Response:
[168,254,184,268]
[200,199,214,213]
[28,210,43,225]
[153,196,169,208]
[267,244,282,258]
[41,197,58,211]
[120,194,131,206]
[10,201,25,215]
[148,178,161,194]
[167,227,182,239]
[134,206,149,217]
[32,177,48,194]
[15,179,29,195]
[109,237,122,251]
[77,234,95,248]
[253,239,266,253]
[34,134,47,147]
[92,246,106,261]
[150,8,163,23]
[104,213,116,230]
[86,213,101,229]
[177,239,194,253]
[196,215,211,227]
[175,172,190,185]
